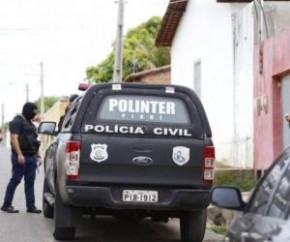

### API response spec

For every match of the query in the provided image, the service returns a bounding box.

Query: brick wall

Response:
[124,65,171,84]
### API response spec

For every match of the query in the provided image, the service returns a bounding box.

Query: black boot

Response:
[1,203,19,213]
[27,206,42,214]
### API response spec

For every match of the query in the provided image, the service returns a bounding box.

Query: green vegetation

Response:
[34,96,59,112]
[86,16,171,83]
[207,224,227,235]
[215,160,232,169]
[214,168,256,192]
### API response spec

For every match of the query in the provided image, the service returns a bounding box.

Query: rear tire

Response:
[53,227,76,241]
[180,209,207,242]
[42,178,53,219]
[53,180,78,241]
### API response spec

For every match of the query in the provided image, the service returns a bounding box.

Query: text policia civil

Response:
[84,124,192,137]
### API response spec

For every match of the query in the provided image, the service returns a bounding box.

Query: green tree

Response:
[34,96,59,112]
[86,16,170,83]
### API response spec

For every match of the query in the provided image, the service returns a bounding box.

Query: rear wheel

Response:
[54,227,76,241]
[42,178,53,219]
[53,180,79,241]
[180,209,207,242]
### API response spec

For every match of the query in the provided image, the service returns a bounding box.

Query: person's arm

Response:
[11,133,25,165]
[36,152,42,166]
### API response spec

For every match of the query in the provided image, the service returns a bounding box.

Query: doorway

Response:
[281,75,290,148]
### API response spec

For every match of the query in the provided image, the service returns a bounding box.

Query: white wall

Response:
[231,4,254,167]
[171,0,252,167]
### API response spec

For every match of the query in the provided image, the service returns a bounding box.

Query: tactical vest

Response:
[17,116,40,155]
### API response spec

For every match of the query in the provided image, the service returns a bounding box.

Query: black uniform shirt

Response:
[9,115,24,135]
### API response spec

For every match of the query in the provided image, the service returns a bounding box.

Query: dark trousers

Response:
[4,152,37,209]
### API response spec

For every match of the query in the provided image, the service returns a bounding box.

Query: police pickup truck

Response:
[38,82,215,241]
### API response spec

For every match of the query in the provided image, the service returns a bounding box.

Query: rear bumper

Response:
[64,186,210,210]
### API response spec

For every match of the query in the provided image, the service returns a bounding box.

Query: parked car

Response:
[38,82,215,241]
[211,146,290,242]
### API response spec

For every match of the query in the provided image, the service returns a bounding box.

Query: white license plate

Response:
[122,190,158,203]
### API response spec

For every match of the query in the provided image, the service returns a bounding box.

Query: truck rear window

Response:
[97,95,190,124]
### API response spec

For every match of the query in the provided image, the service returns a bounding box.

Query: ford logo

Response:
[132,156,153,166]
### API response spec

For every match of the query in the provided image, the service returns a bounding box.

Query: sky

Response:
[0,0,169,122]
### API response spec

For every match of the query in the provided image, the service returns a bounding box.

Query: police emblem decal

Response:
[90,144,108,163]
[172,146,190,166]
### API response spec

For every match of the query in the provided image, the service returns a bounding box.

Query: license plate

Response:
[122,190,158,203]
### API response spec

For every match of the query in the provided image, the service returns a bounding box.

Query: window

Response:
[249,153,290,216]
[62,98,81,130]
[267,164,290,218]
[97,95,190,125]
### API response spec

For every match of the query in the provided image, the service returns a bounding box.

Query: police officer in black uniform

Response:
[1,102,41,213]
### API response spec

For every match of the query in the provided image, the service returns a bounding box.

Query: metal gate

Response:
[281,75,290,148]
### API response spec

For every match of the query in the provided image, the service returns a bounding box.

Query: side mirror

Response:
[210,186,246,211]
[38,122,57,135]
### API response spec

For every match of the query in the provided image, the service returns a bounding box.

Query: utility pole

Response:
[25,83,29,102]
[1,103,4,129]
[40,62,44,118]
[113,0,125,83]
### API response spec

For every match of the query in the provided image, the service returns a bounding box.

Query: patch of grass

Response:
[214,169,256,192]
[207,224,227,235]
[215,161,232,169]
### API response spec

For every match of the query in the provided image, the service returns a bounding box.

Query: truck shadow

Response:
[73,216,181,242]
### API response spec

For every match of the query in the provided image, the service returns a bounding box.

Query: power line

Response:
[0,26,86,33]
[0,62,41,66]
[0,28,29,31]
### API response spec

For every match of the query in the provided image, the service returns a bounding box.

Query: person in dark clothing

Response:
[57,94,79,132]
[1,102,41,214]
[0,128,3,143]
[285,113,290,127]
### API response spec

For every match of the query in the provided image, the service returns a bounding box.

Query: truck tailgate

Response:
[79,134,204,186]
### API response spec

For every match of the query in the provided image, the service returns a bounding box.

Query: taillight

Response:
[65,141,81,179]
[203,146,215,184]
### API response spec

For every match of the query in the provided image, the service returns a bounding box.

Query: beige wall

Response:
[40,99,69,151]
[43,99,69,124]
